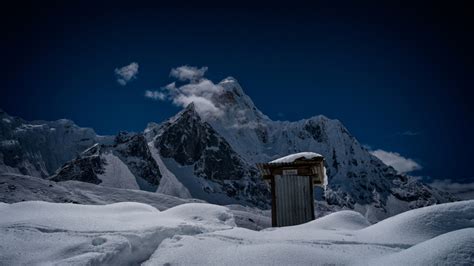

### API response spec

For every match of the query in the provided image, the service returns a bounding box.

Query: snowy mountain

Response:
[182,78,455,221]
[51,132,162,192]
[147,103,270,207]
[0,77,457,221]
[0,109,110,178]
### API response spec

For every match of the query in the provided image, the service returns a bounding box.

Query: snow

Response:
[366,228,474,265]
[97,153,140,190]
[269,152,328,190]
[0,173,270,230]
[148,142,192,198]
[145,200,474,265]
[269,152,323,164]
[0,173,201,211]
[1,199,472,265]
[0,201,235,265]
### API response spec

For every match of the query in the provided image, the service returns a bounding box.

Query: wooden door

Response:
[274,175,313,226]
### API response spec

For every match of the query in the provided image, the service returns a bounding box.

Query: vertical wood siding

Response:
[274,175,313,227]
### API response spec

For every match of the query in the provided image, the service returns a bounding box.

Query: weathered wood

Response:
[271,175,277,227]
[274,174,313,227]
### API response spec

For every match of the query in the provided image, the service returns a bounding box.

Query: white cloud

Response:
[428,179,474,200]
[170,79,224,117]
[371,149,422,174]
[170,65,208,82]
[144,90,166,100]
[146,66,224,118]
[115,62,139,86]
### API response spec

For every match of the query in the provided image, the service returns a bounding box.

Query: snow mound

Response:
[163,203,236,228]
[365,228,474,265]
[1,200,472,265]
[0,173,270,230]
[302,210,371,230]
[357,199,474,245]
[0,201,235,265]
[144,200,474,265]
[269,152,323,164]
[0,201,159,232]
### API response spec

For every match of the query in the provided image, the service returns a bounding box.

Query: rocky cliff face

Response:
[51,132,162,192]
[150,103,270,207]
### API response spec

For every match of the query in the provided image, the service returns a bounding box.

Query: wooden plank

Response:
[271,175,277,227]
[309,176,315,220]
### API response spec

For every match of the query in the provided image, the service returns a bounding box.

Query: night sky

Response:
[1,2,473,183]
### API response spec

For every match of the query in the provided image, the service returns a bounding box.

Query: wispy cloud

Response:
[170,65,208,82]
[144,90,166,100]
[428,179,474,200]
[145,65,225,118]
[371,149,422,174]
[115,62,139,86]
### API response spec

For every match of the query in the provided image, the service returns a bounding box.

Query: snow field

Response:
[0,200,472,265]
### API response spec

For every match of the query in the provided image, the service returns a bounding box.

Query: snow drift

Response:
[0,200,472,265]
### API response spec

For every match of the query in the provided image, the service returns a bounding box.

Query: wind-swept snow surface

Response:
[145,200,474,265]
[0,200,472,265]
[0,201,235,265]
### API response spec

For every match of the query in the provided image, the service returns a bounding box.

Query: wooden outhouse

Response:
[258,152,326,227]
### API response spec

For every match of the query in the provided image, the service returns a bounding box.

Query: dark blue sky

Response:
[1,2,473,182]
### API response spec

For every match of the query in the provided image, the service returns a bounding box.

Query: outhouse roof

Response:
[269,152,323,164]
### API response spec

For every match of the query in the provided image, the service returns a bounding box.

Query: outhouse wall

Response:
[273,174,315,227]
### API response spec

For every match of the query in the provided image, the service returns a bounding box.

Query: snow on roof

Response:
[269,152,323,164]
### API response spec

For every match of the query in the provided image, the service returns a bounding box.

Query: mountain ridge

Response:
[0,78,457,222]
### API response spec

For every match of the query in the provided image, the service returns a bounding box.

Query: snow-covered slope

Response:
[1,200,471,265]
[51,132,162,192]
[1,173,199,210]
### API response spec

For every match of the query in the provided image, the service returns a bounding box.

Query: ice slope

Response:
[96,153,140,189]
[148,142,192,198]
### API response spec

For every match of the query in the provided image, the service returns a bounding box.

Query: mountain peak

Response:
[185,102,197,111]
[181,102,201,119]
[165,102,202,126]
